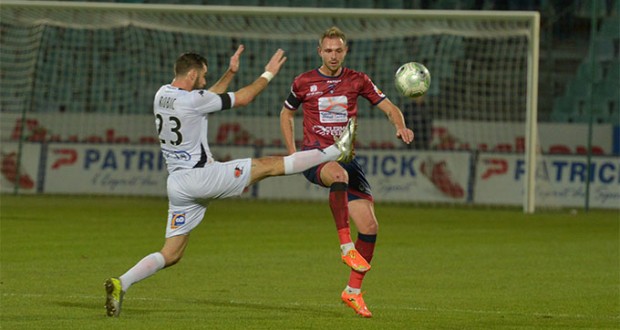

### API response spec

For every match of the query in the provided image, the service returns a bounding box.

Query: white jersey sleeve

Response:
[154,84,236,173]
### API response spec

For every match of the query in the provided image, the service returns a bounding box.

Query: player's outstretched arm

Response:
[279,106,297,155]
[233,49,287,107]
[208,45,244,93]
[377,98,414,144]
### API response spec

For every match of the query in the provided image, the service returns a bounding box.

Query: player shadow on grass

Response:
[187,298,344,317]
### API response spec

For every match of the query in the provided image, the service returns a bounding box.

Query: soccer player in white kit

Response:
[104,45,357,317]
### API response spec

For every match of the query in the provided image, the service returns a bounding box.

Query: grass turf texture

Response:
[1,194,618,329]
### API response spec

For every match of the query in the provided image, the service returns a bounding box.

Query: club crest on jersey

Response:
[170,212,186,229]
[234,165,244,178]
[307,84,322,97]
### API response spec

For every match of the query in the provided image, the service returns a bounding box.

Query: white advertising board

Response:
[475,153,620,209]
[43,143,256,196]
[44,144,168,195]
[257,148,471,203]
[5,141,620,209]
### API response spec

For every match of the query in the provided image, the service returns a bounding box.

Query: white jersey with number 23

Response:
[153,84,235,174]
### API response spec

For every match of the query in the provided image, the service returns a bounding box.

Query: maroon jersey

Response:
[284,67,386,150]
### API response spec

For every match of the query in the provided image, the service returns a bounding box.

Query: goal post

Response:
[0,1,540,212]
[524,12,541,214]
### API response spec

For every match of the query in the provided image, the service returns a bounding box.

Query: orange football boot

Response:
[341,291,372,318]
[341,249,371,273]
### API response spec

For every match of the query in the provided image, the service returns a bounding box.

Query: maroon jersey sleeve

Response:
[358,72,387,106]
[284,72,309,110]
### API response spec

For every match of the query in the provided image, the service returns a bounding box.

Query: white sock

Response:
[345,285,361,294]
[283,146,339,175]
[119,252,165,292]
[340,242,355,256]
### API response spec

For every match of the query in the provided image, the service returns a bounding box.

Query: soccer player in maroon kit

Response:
[279,26,414,318]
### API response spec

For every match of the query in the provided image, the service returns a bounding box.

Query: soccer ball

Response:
[394,62,431,98]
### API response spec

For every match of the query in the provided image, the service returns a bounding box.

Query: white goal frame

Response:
[0,1,540,213]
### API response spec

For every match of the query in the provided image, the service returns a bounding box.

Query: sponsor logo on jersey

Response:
[161,148,191,161]
[318,96,348,123]
[234,165,244,178]
[307,84,322,97]
[170,212,186,229]
[312,125,345,137]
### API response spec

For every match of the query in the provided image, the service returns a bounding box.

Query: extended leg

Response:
[104,235,188,317]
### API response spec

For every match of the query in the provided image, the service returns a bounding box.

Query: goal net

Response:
[1,1,549,211]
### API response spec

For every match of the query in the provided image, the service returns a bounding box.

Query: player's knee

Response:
[324,165,348,184]
[361,220,378,234]
[333,172,348,183]
[368,220,378,233]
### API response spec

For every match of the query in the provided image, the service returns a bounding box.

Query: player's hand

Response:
[264,48,287,76]
[229,45,244,74]
[396,128,414,144]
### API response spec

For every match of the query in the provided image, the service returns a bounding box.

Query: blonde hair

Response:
[319,26,347,47]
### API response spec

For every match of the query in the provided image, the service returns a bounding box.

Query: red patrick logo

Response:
[481,158,508,179]
[51,148,78,169]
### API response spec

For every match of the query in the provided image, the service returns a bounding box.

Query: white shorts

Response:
[164,158,252,238]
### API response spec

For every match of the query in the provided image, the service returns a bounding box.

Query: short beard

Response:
[192,77,205,90]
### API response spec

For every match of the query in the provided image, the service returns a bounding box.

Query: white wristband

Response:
[260,71,274,83]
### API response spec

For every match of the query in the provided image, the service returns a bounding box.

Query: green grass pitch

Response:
[1,194,618,329]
